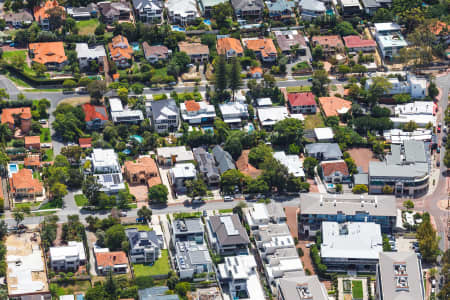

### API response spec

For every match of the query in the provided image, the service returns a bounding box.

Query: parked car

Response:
[203,210,208,217]
[306,242,315,248]
[437,160,440,167]
[224,196,233,202]
[432,279,436,288]
[120,211,127,217]
[443,136,447,143]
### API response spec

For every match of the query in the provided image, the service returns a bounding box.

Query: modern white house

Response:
[219,101,249,127]
[277,275,329,300]
[156,146,194,166]
[273,152,305,178]
[365,74,427,99]
[245,202,286,229]
[374,23,408,60]
[180,101,216,125]
[169,163,197,193]
[89,148,125,193]
[75,43,106,70]
[125,228,163,264]
[390,101,436,128]
[49,241,86,272]
[257,106,289,128]
[109,97,144,124]
[166,0,198,25]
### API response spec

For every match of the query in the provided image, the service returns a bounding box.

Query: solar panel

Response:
[220,216,239,236]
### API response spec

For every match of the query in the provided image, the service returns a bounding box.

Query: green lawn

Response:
[152,67,168,79]
[74,194,88,207]
[39,200,62,210]
[133,250,170,277]
[304,113,325,130]
[125,224,152,231]
[6,73,32,88]
[25,88,63,92]
[40,128,51,142]
[3,50,36,76]
[219,209,233,214]
[44,148,53,161]
[352,280,363,299]
[50,280,91,296]
[286,86,312,93]
[76,18,100,35]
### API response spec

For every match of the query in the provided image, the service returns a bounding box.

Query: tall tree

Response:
[214,55,228,94]
[367,76,392,107]
[311,69,330,96]
[229,57,242,101]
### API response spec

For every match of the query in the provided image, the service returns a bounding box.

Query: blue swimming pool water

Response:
[131,43,140,51]
[171,25,186,32]
[131,135,143,143]
[76,294,84,300]
[203,19,211,26]
[122,149,131,155]
[9,164,18,172]
[203,126,214,133]
[248,124,255,133]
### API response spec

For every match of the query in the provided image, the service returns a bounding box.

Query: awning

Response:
[224,118,241,123]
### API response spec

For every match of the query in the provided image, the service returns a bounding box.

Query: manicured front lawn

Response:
[286,86,312,93]
[44,148,54,161]
[133,249,170,277]
[3,50,36,76]
[39,200,62,209]
[304,113,325,130]
[352,280,363,299]
[76,18,100,35]
[125,224,152,231]
[40,128,51,142]
[74,194,88,207]
[219,209,233,214]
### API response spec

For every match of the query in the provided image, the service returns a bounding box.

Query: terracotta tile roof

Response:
[25,136,41,145]
[429,21,450,35]
[1,107,32,124]
[112,73,120,80]
[178,42,209,56]
[343,35,376,49]
[217,38,244,55]
[245,38,277,57]
[109,35,133,61]
[82,103,108,122]
[124,157,161,187]
[147,176,162,187]
[142,42,169,59]
[184,100,200,112]
[250,67,263,75]
[29,42,67,65]
[320,160,349,177]
[318,97,352,117]
[24,155,41,167]
[236,150,262,179]
[10,168,43,194]
[34,0,64,22]
[95,251,128,267]
[79,137,92,148]
[288,92,316,107]
[311,35,344,48]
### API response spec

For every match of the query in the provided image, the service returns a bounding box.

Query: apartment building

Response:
[277,275,329,300]
[374,23,408,60]
[245,202,286,230]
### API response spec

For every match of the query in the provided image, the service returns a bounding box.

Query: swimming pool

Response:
[131,42,140,51]
[203,126,214,133]
[131,135,143,143]
[203,19,211,26]
[76,294,84,300]
[8,163,18,177]
[247,123,255,133]
[122,149,131,155]
[171,25,186,32]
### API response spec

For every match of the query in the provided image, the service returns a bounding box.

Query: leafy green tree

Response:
[85,284,107,300]
[175,282,191,297]
[46,6,65,30]
[214,55,228,94]
[382,234,392,251]
[245,178,269,194]
[105,224,126,251]
[117,87,128,103]
[272,118,303,146]
[335,183,343,193]
[248,144,273,168]
[50,182,68,200]
[83,176,102,206]
[311,69,330,97]
[221,169,245,194]
[352,184,368,194]
[428,82,439,99]
[229,57,242,100]
[416,218,441,263]
[87,80,107,102]
[367,76,392,107]
[137,206,152,223]
[185,178,207,199]
[211,3,233,29]
[303,157,318,178]
[402,120,418,132]
[148,184,169,204]
[13,209,24,228]
[224,131,243,160]
[382,185,393,194]
[335,21,357,36]
[260,158,289,192]
[372,8,393,22]
[403,200,414,210]
[32,63,47,77]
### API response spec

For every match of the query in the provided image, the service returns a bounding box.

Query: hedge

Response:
[4,65,69,86]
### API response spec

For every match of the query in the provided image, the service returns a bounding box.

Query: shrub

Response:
[382,185,393,194]
[352,184,368,194]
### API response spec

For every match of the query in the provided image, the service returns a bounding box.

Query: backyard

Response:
[40,128,51,143]
[304,113,325,130]
[352,280,363,299]
[3,50,36,77]
[76,19,100,35]
[133,249,170,277]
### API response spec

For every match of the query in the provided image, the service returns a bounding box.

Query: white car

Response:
[224,196,233,202]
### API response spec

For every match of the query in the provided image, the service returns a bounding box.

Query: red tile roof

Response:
[318,97,352,117]
[184,100,200,112]
[29,42,67,65]
[311,35,344,48]
[82,103,108,122]
[1,107,31,124]
[95,251,128,267]
[79,137,92,148]
[250,67,263,75]
[245,38,277,57]
[34,0,64,22]
[236,150,262,179]
[429,21,450,35]
[217,38,244,55]
[25,136,41,146]
[320,161,349,177]
[24,155,41,167]
[288,92,316,107]
[343,35,376,49]
[10,168,43,194]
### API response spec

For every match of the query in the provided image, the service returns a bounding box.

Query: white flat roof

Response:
[157,146,194,161]
[314,127,334,140]
[257,106,289,126]
[273,151,305,177]
[394,101,434,115]
[375,22,401,32]
[109,97,124,112]
[50,241,85,261]
[171,163,196,178]
[257,97,273,106]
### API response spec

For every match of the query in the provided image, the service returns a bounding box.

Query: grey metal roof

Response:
[403,140,427,163]
[299,194,397,217]
[175,241,211,270]
[126,228,161,250]
[193,147,220,181]
[369,161,428,179]
[138,286,180,300]
[132,0,162,13]
[387,144,401,165]
[305,143,343,161]
[353,173,368,185]
[209,214,250,246]
[172,218,204,236]
[278,275,328,300]
[378,252,425,300]
[150,99,179,121]
[299,0,326,12]
[231,0,263,11]
[361,0,391,8]
[212,145,235,174]
[266,202,286,220]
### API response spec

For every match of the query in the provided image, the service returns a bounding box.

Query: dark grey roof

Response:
[278,275,328,300]
[172,218,204,236]
[305,143,343,160]
[139,286,180,300]
[126,228,161,250]
[150,99,178,120]
[193,147,220,181]
[231,0,264,11]
[209,214,250,246]
[212,145,235,174]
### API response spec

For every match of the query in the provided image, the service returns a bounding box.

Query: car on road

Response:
[39,119,47,124]
[224,196,233,202]
[192,197,205,204]
[307,77,313,82]
[438,122,442,133]
[120,211,127,217]
[306,242,315,248]
[443,136,447,143]
[203,210,208,217]
[432,279,436,288]
[437,160,440,167]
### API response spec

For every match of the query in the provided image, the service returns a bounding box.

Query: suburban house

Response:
[94,249,129,275]
[212,145,235,175]
[430,21,450,45]
[33,0,65,30]
[365,73,428,99]
[243,38,277,62]
[88,148,125,193]
[277,275,329,300]
[156,146,194,166]
[218,255,265,300]
[109,35,134,68]
[343,35,377,52]
[10,168,44,202]
[180,100,216,124]
[24,154,41,169]
[361,0,392,15]
[97,0,131,24]
[75,43,106,71]
[368,140,429,197]
[170,218,212,279]
[267,0,296,19]
[66,4,98,19]
[82,103,108,130]
[178,42,209,63]
[318,96,352,118]
[299,194,397,236]
[142,43,171,63]
[391,101,435,128]
[298,0,326,20]
[217,37,244,59]
[132,0,163,23]
[146,99,179,133]
[206,214,250,256]
[139,286,180,300]
[287,92,316,114]
[274,30,309,57]
[231,0,264,19]
[236,150,262,179]
[198,0,227,16]
[273,151,305,178]
[305,143,343,161]
[28,42,68,70]
[4,10,33,28]
[1,107,32,134]
[311,35,344,57]
[219,101,249,127]
[124,156,161,187]
[314,127,334,142]
[49,241,86,272]
[109,97,144,124]
[339,0,362,16]
[376,252,425,300]
[250,67,263,78]
[79,137,92,148]
[245,203,286,229]
[374,22,408,60]
[320,160,350,183]
[166,0,198,25]
[320,221,383,272]
[257,106,290,128]
[24,136,41,150]
[125,228,163,264]
[169,163,197,193]
[193,147,220,185]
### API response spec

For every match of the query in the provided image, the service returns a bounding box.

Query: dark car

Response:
[437,160,440,167]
